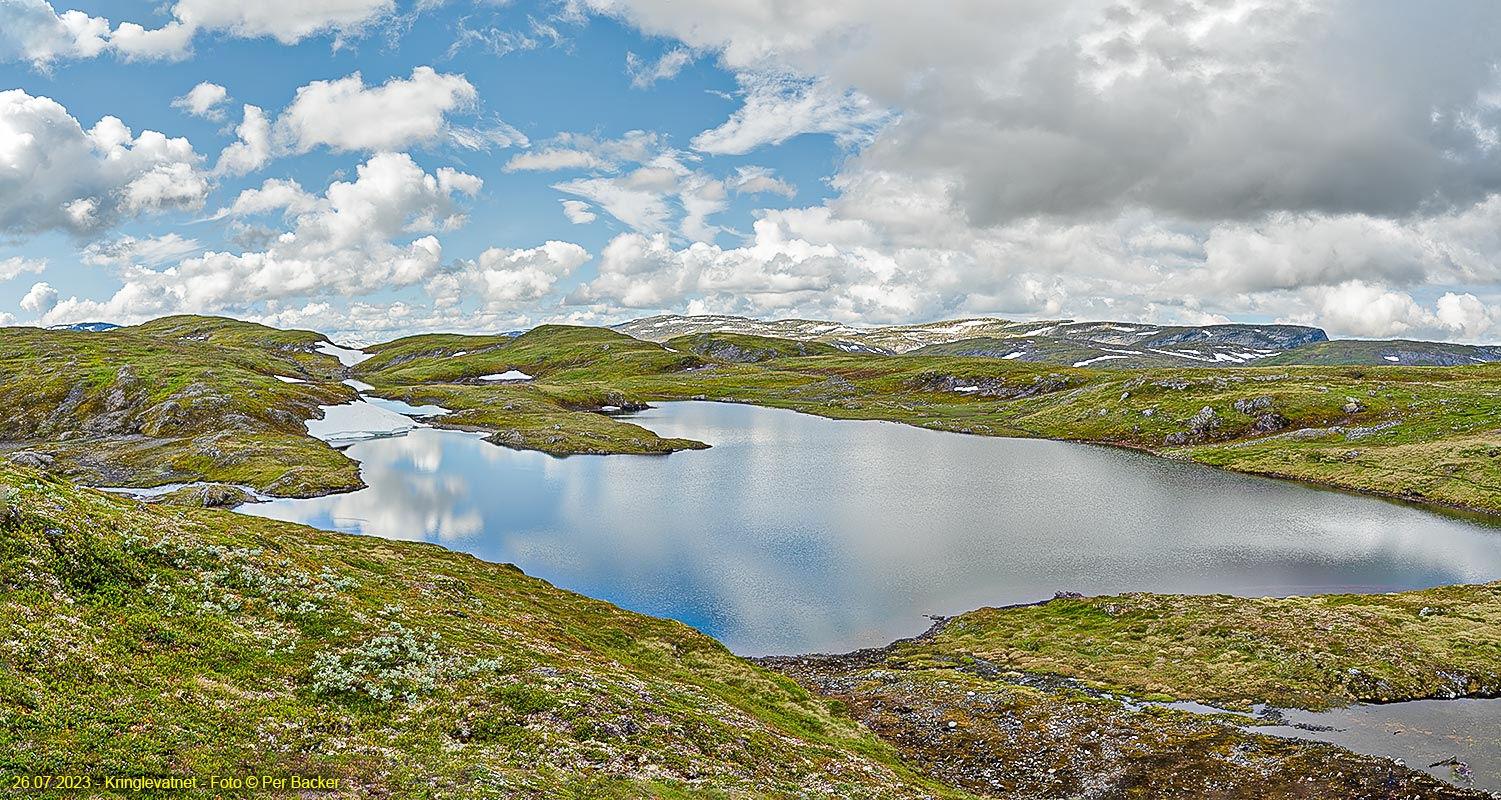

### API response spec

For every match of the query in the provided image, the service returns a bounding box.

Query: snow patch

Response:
[361,396,450,417]
[954,386,981,393]
[1003,352,1025,360]
[1383,356,1401,363]
[481,370,533,381]
[305,400,417,445]
[1073,355,1131,368]
[342,378,376,392]
[315,341,372,367]
[273,375,306,384]
[450,351,469,358]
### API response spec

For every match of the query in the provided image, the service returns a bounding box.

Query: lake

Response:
[241,401,1501,656]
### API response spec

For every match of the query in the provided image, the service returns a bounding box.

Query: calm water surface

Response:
[1252,699,1501,792]
[242,401,1501,655]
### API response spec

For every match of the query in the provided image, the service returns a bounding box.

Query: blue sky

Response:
[3,1,1501,341]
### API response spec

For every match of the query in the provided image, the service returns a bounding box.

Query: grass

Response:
[0,468,974,799]
[896,586,1501,710]
[9,317,1501,515]
[0,318,362,497]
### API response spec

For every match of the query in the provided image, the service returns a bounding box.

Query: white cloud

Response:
[0,90,209,235]
[627,47,693,89]
[169,0,394,45]
[20,281,57,315]
[428,241,591,310]
[1,0,393,66]
[275,67,482,153]
[0,256,45,282]
[729,165,795,197]
[110,19,194,60]
[505,148,605,172]
[215,178,319,219]
[40,153,480,324]
[560,200,597,224]
[172,82,229,120]
[692,71,891,155]
[0,1,109,67]
[554,168,679,234]
[81,234,202,267]
[214,105,273,176]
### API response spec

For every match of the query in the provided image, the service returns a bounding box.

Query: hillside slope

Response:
[0,468,970,799]
[0,317,362,496]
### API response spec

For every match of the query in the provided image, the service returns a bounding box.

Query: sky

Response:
[3,0,1501,343]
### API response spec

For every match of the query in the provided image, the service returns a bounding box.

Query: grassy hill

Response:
[0,469,1487,799]
[665,333,843,363]
[0,318,360,497]
[0,468,970,799]
[1259,339,1501,367]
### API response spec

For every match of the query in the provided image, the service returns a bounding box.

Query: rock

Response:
[1233,396,1273,414]
[1343,397,1365,414]
[8,451,54,469]
[152,484,259,508]
[1254,413,1291,432]
[1187,406,1221,436]
[1164,432,1189,446]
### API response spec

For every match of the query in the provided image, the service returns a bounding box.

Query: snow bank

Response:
[273,375,306,384]
[1072,355,1130,368]
[315,341,373,367]
[480,370,533,381]
[306,400,417,444]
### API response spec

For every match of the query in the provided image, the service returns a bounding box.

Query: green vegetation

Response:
[894,586,1501,710]
[0,469,972,799]
[767,656,1483,799]
[665,333,843,362]
[6,316,1501,797]
[1258,339,1501,367]
[0,317,361,497]
[8,316,1501,516]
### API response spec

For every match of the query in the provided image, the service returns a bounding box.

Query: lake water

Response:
[1252,699,1501,792]
[241,401,1501,656]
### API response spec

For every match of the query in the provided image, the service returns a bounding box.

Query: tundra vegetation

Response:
[3,316,1501,797]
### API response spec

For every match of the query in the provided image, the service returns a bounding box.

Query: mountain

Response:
[45,321,120,332]
[616,314,1329,367]
[1257,339,1501,367]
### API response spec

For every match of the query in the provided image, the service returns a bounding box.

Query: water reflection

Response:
[242,402,1501,655]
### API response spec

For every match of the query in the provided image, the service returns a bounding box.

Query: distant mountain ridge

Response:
[615,314,1331,367]
[615,313,1501,368]
[46,321,120,332]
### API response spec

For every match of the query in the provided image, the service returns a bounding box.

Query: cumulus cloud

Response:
[20,281,57,315]
[0,90,209,235]
[170,0,394,45]
[560,200,597,224]
[213,105,273,176]
[427,241,591,310]
[275,67,481,154]
[0,0,394,66]
[0,256,46,282]
[172,82,229,119]
[40,153,481,324]
[0,0,109,66]
[542,0,1501,341]
[585,0,1501,224]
